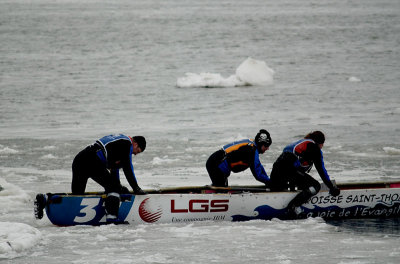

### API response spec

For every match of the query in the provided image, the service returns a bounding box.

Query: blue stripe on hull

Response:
[46,194,135,226]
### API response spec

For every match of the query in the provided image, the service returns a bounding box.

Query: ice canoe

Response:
[34,181,400,226]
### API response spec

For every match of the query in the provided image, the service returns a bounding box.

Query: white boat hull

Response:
[34,181,400,226]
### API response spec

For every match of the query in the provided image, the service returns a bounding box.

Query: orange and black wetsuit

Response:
[206,139,270,187]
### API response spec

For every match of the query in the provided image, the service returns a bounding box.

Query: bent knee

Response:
[309,184,321,195]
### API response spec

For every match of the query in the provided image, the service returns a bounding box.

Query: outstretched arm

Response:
[312,146,339,196]
[250,150,270,185]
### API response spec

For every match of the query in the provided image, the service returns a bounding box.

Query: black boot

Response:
[104,193,120,223]
[286,190,312,219]
[34,194,47,219]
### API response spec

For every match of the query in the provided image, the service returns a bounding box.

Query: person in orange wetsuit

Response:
[206,129,272,187]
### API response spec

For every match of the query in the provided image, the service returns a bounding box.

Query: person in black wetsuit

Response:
[270,131,340,216]
[71,134,146,222]
[206,129,272,187]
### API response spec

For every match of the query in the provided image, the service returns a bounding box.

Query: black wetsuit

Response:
[71,134,139,194]
[270,139,335,208]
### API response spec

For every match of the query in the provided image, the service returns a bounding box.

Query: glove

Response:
[120,185,130,193]
[329,186,340,196]
[133,186,147,195]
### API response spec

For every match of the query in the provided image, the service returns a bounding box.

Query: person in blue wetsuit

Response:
[270,131,340,216]
[71,134,146,222]
[206,129,272,187]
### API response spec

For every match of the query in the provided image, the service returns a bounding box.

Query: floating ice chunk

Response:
[152,156,180,165]
[176,57,274,88]
[176,72,244,88]
[0,147,18,154]
[0,222,41,255]
[236,57,274,86]
[40,154,57,159]
[0,179,31,220]
[348,76,361,82]
[383,147,400,155]
[42,145,56,150]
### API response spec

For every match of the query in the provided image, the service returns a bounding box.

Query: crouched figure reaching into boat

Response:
[270,131,340,217]
[71,134,147,223]
[206,129,272,187]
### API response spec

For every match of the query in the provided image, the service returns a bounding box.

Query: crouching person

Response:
[71,134,146,223]
[270,131,340,217]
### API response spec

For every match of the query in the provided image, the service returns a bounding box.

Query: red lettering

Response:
[171,199,229,213]
[210,200,229,212]
[189,200,209,212]
[171,200,188,213]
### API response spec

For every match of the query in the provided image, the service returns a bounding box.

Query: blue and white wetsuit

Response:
[72,134,140,194]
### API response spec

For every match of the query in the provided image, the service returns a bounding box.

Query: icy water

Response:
[1,0,400,263]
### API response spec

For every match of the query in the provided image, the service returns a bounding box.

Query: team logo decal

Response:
[138,198,162,223]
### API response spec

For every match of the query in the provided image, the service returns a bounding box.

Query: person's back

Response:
[206,129,272,187]
[96,134,133,169]
[223,139,255,173]
[270,131,340,216]
[71,133,146,223]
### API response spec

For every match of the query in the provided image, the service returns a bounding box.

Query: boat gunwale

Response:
[44,180,400,197]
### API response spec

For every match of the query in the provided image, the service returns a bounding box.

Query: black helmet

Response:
[255,129,272,151]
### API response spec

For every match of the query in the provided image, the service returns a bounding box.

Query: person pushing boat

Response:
[71,134,147,223]
[206,129,272,187]
[269,131,340,216]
